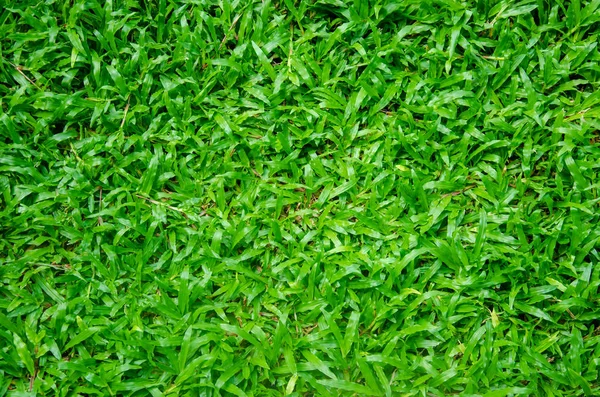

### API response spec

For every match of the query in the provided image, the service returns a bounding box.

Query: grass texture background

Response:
[1,0,600,395]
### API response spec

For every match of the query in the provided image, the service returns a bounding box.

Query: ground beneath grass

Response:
[1,0,600,396]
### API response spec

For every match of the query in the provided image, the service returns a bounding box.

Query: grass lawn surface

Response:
[2,0,600,396]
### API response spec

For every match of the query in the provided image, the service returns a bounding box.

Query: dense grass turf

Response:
[1,0,600,395]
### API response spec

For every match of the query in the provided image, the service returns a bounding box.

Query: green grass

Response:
[1,0,600,395]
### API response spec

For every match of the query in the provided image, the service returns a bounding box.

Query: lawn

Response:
[1,0,600,395]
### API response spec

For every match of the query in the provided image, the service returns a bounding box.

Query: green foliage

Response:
[1,0,600,395]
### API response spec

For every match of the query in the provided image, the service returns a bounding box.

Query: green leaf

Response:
[341,311,360,358]
[317,379,381,395]
[64,327,101,351]
[252,41,276,81]
[13,334,35,376]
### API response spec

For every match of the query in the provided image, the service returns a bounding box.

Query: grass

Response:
[1,0,600,395]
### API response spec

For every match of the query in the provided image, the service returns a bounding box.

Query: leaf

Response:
[564,155,590,189]
[252,41,276,81]
[140,154,159,194]
[301,350,336,379]
[317,379,381,396]
[514,302,555,323]
[64,327,101,351]
[341,311,360,357]
[13,334,35,375]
